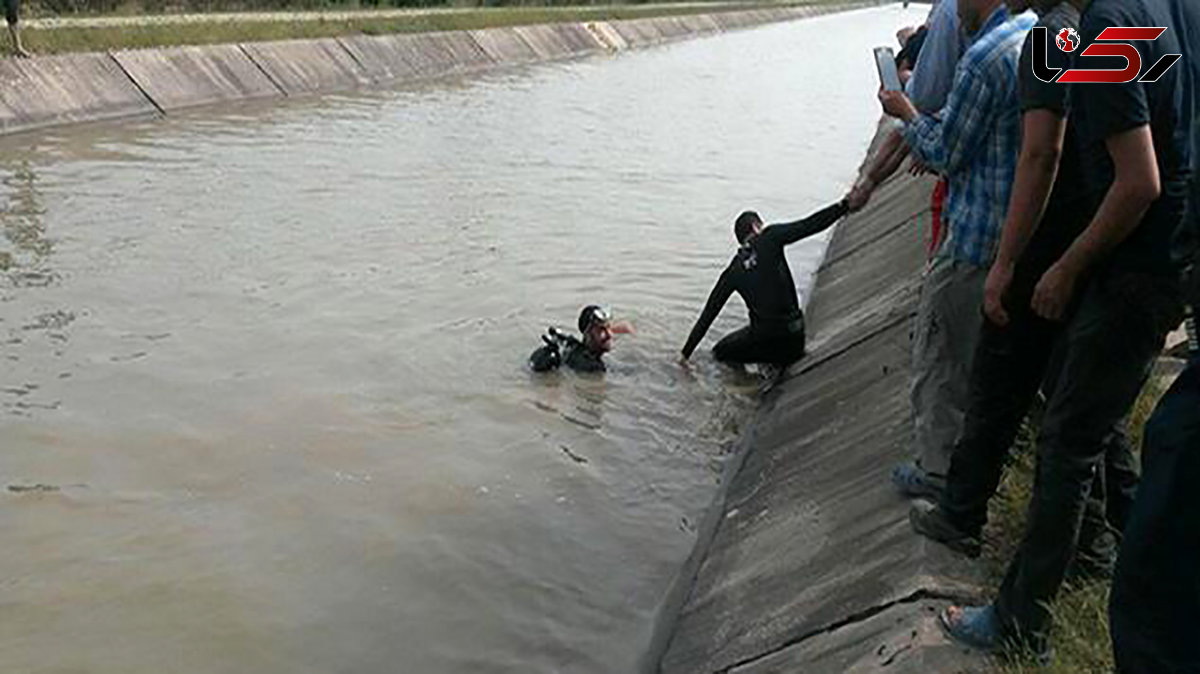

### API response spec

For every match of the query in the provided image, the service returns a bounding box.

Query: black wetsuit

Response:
[529,329,606,373]
[682,200,848,366]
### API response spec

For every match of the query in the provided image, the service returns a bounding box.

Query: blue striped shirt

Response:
[901,7,1036,267]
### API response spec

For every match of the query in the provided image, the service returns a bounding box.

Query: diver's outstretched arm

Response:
[681,270,734,360]
[763,199,850,247]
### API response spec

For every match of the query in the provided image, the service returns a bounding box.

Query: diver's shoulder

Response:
[564,344,606,373]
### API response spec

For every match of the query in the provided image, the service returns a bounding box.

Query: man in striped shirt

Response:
[878,0,1035,498]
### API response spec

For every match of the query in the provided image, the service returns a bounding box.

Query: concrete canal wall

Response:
[0,1,885,136]
[644,124,991,673]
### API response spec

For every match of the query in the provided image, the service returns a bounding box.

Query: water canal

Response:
[1,6,923,672]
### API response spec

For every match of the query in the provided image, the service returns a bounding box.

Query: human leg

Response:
[935,312,1059,536]
[1102,421,1140,536]
[908,256,988,478]
[712,325,756,365]
[5,0,28,58]
[993,277,1183,645]
[714,325,803,368]
[1110,363,1200,674]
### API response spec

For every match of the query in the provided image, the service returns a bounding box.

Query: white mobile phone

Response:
[874,46,903,92]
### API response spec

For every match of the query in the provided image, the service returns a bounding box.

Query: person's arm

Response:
[997,110,1067,264]
[905,0,960,114]
[681,270,735,360]
[886,62,998,177]
[760,199,850,247]
[1030,6,1159,320]
[847,127,911,212]
[984,108,1067,325]
[1031,125,1161,320]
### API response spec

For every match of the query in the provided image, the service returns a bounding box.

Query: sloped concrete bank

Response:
[645,125,991,673]
[0,1,884,136]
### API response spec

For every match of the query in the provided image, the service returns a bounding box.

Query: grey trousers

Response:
[910,252,988,476]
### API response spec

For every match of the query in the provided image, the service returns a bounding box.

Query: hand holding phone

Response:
[874,46,903,92]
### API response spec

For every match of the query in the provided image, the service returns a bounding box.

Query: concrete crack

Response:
[716,587,975,673]
[107,52,166,116]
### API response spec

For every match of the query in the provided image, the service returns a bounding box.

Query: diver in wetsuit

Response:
[530,305,631,373]
[681,199,849,367]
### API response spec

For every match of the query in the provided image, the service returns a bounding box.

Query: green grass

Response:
[982,372,1176,674]
[18,1,826,54]
[26,0,743,17]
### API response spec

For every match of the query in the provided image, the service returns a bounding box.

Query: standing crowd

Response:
[846,0,1199,669]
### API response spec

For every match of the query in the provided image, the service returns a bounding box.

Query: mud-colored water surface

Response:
[0,6,923,673]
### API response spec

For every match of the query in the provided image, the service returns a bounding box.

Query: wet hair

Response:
[735,211,762,244]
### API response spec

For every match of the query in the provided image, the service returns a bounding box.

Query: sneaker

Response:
[891,461,946,499]
[909,499,981,558]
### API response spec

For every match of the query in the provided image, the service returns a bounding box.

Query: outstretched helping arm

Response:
[760,199,850,247]
[681,269,735,360]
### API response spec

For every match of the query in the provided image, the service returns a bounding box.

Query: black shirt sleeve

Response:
[1070,5,1150,145]
[682,267,735,359]
[1018,20,1070,114]
[758,200,849,248]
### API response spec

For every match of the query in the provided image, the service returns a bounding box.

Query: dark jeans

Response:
[1110,358,1200,674]
[990,274,1183,643]
[713,323,805,367]
[4,0,16,26]
[938,291,1139,546]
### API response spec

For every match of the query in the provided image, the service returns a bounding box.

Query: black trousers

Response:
[1110,358,1200,674]
[4,0,16,26]
[939,307,1141,544]
[713,324,805,367]
[987,274,1183,644]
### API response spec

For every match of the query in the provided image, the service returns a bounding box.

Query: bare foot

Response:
[941,605,966,628]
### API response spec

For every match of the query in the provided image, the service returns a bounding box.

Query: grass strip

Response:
[20,1,833,54]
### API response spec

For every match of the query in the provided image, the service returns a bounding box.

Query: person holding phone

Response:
[848,0,967,280]
[876,0,1035,500]
[874,46,905,93]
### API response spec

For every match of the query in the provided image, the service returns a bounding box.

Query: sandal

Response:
[939,605,1001,651]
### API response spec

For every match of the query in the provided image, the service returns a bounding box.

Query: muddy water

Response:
[0,7,923,673]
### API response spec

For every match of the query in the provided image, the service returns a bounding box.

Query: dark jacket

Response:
[682,200,848,359]
[529,329,605,373]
